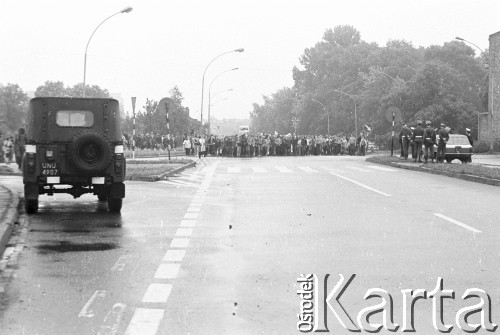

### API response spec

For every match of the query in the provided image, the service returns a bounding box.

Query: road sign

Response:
[158,97,176,115]
[292,116,300,126]
[385,107,401,123]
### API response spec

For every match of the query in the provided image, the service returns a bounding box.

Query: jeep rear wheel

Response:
[25,199,38,214]
[71,131,111,175]
[108,198,122,212]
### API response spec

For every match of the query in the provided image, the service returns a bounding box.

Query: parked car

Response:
[442,134,473,163]
[22,97,126,214]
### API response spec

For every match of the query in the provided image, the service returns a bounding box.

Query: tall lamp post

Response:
[333,89,357,135]
[456,36,492,146]
[200,48,244,125]
[83,6,133,97]
[311,98,329,136]
[208,68,238,135]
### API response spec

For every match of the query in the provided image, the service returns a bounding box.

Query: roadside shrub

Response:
[493,139,500,152]
[473,141,490,154]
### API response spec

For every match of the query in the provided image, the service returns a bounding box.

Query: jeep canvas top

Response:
[23,97,126,214]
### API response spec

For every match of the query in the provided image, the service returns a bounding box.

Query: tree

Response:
[0,83,29,135]
[35,81,110,98]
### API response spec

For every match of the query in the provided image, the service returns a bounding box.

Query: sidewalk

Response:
[0,183,20,256]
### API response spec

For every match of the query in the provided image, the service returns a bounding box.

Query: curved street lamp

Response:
[311,98,329,136]
[333,89,357,135]
[200,48,244,124]
[83,6,133,97]
[208,68,238,135]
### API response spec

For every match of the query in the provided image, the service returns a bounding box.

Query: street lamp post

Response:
[456,36,492,147]
[82,6,133,97]
[333,89,357,135]
[200,48,244,125]
[208,68,238,135]
[311,98,329,136]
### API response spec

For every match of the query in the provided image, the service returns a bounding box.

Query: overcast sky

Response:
[1,0,499,122]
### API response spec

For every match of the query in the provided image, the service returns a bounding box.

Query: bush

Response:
[493,139,500,152]
[473,141,490,154]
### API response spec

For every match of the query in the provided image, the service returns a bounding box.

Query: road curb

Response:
[0,185,20,257]
[369,159,500,186]
[126,161,197,182]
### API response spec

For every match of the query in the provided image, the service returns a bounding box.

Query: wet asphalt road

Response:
[0,156,499,334]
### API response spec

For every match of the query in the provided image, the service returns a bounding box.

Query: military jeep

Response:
[23,97,126,214]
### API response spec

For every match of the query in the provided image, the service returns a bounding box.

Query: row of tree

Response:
[250,25,488,143]
[0,81,199,140]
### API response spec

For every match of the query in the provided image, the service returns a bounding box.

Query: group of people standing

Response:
[1,128,26,169]
[181,132,370,158]
[398,120,469,163]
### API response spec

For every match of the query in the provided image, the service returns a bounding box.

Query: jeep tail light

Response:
[27,153,36,173]
[115,159,123,174]
[26,145,36,153]
[114,145,124,154]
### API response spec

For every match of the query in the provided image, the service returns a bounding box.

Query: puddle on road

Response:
[36,241,118,253]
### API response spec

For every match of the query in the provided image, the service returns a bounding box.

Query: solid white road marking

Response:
[298,166,319,173]
[251,166,266,173]
[180,220,196,227]
[163,249,186,262]
[124,308,164,335]
[142,284,173,303]
[434,213,482,233]
[367,165,398,172]
[170,238,190,248]
[98,303,126,335]
[155,263,181,279]
[79,290,106,318]
[275,166,293,173]
[329,172,391,197]
[176,228,193,236]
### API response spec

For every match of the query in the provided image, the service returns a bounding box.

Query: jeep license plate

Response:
[41,162,58,176]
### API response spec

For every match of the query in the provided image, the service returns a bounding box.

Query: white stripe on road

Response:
[184,212,199,219]
[155,264,181,279]
[346,166,372,173]
[142,284,173,303]
[98,303,126,335]
[187,206,201,212]
[298,166,319,173]
[228,167,241,173]
[329,172,391,197]
[79,290,106,318]
[434,213,482,233]
[367,165,398,172]
[163,249,186,262]
[180,220,196,227]
[275,166,293,173]
[176,228,193,236]
[125,308,164,335]
[170,238,190,248]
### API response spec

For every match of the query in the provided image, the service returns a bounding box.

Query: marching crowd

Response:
[181,132,370,158]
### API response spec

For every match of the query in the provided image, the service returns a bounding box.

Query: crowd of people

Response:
[0,128,26,168]
[180,132,371,158]
[122,132,176,151]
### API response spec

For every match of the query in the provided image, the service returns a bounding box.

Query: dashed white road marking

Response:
[170,238,190,248]
[180,220,196,227]
[176,228,193,236]
[124,308,164,335]
[434,213,482,233]
[329,171,391,197]
[183,212,199,219]
[275,166,293,173]
[163,249,186,262]
[251,166,267,173]
[155,263,181,279]
[79,290,106,318]
[142,283,173,303]
[297,166,319,173]
[366,165,398,172]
